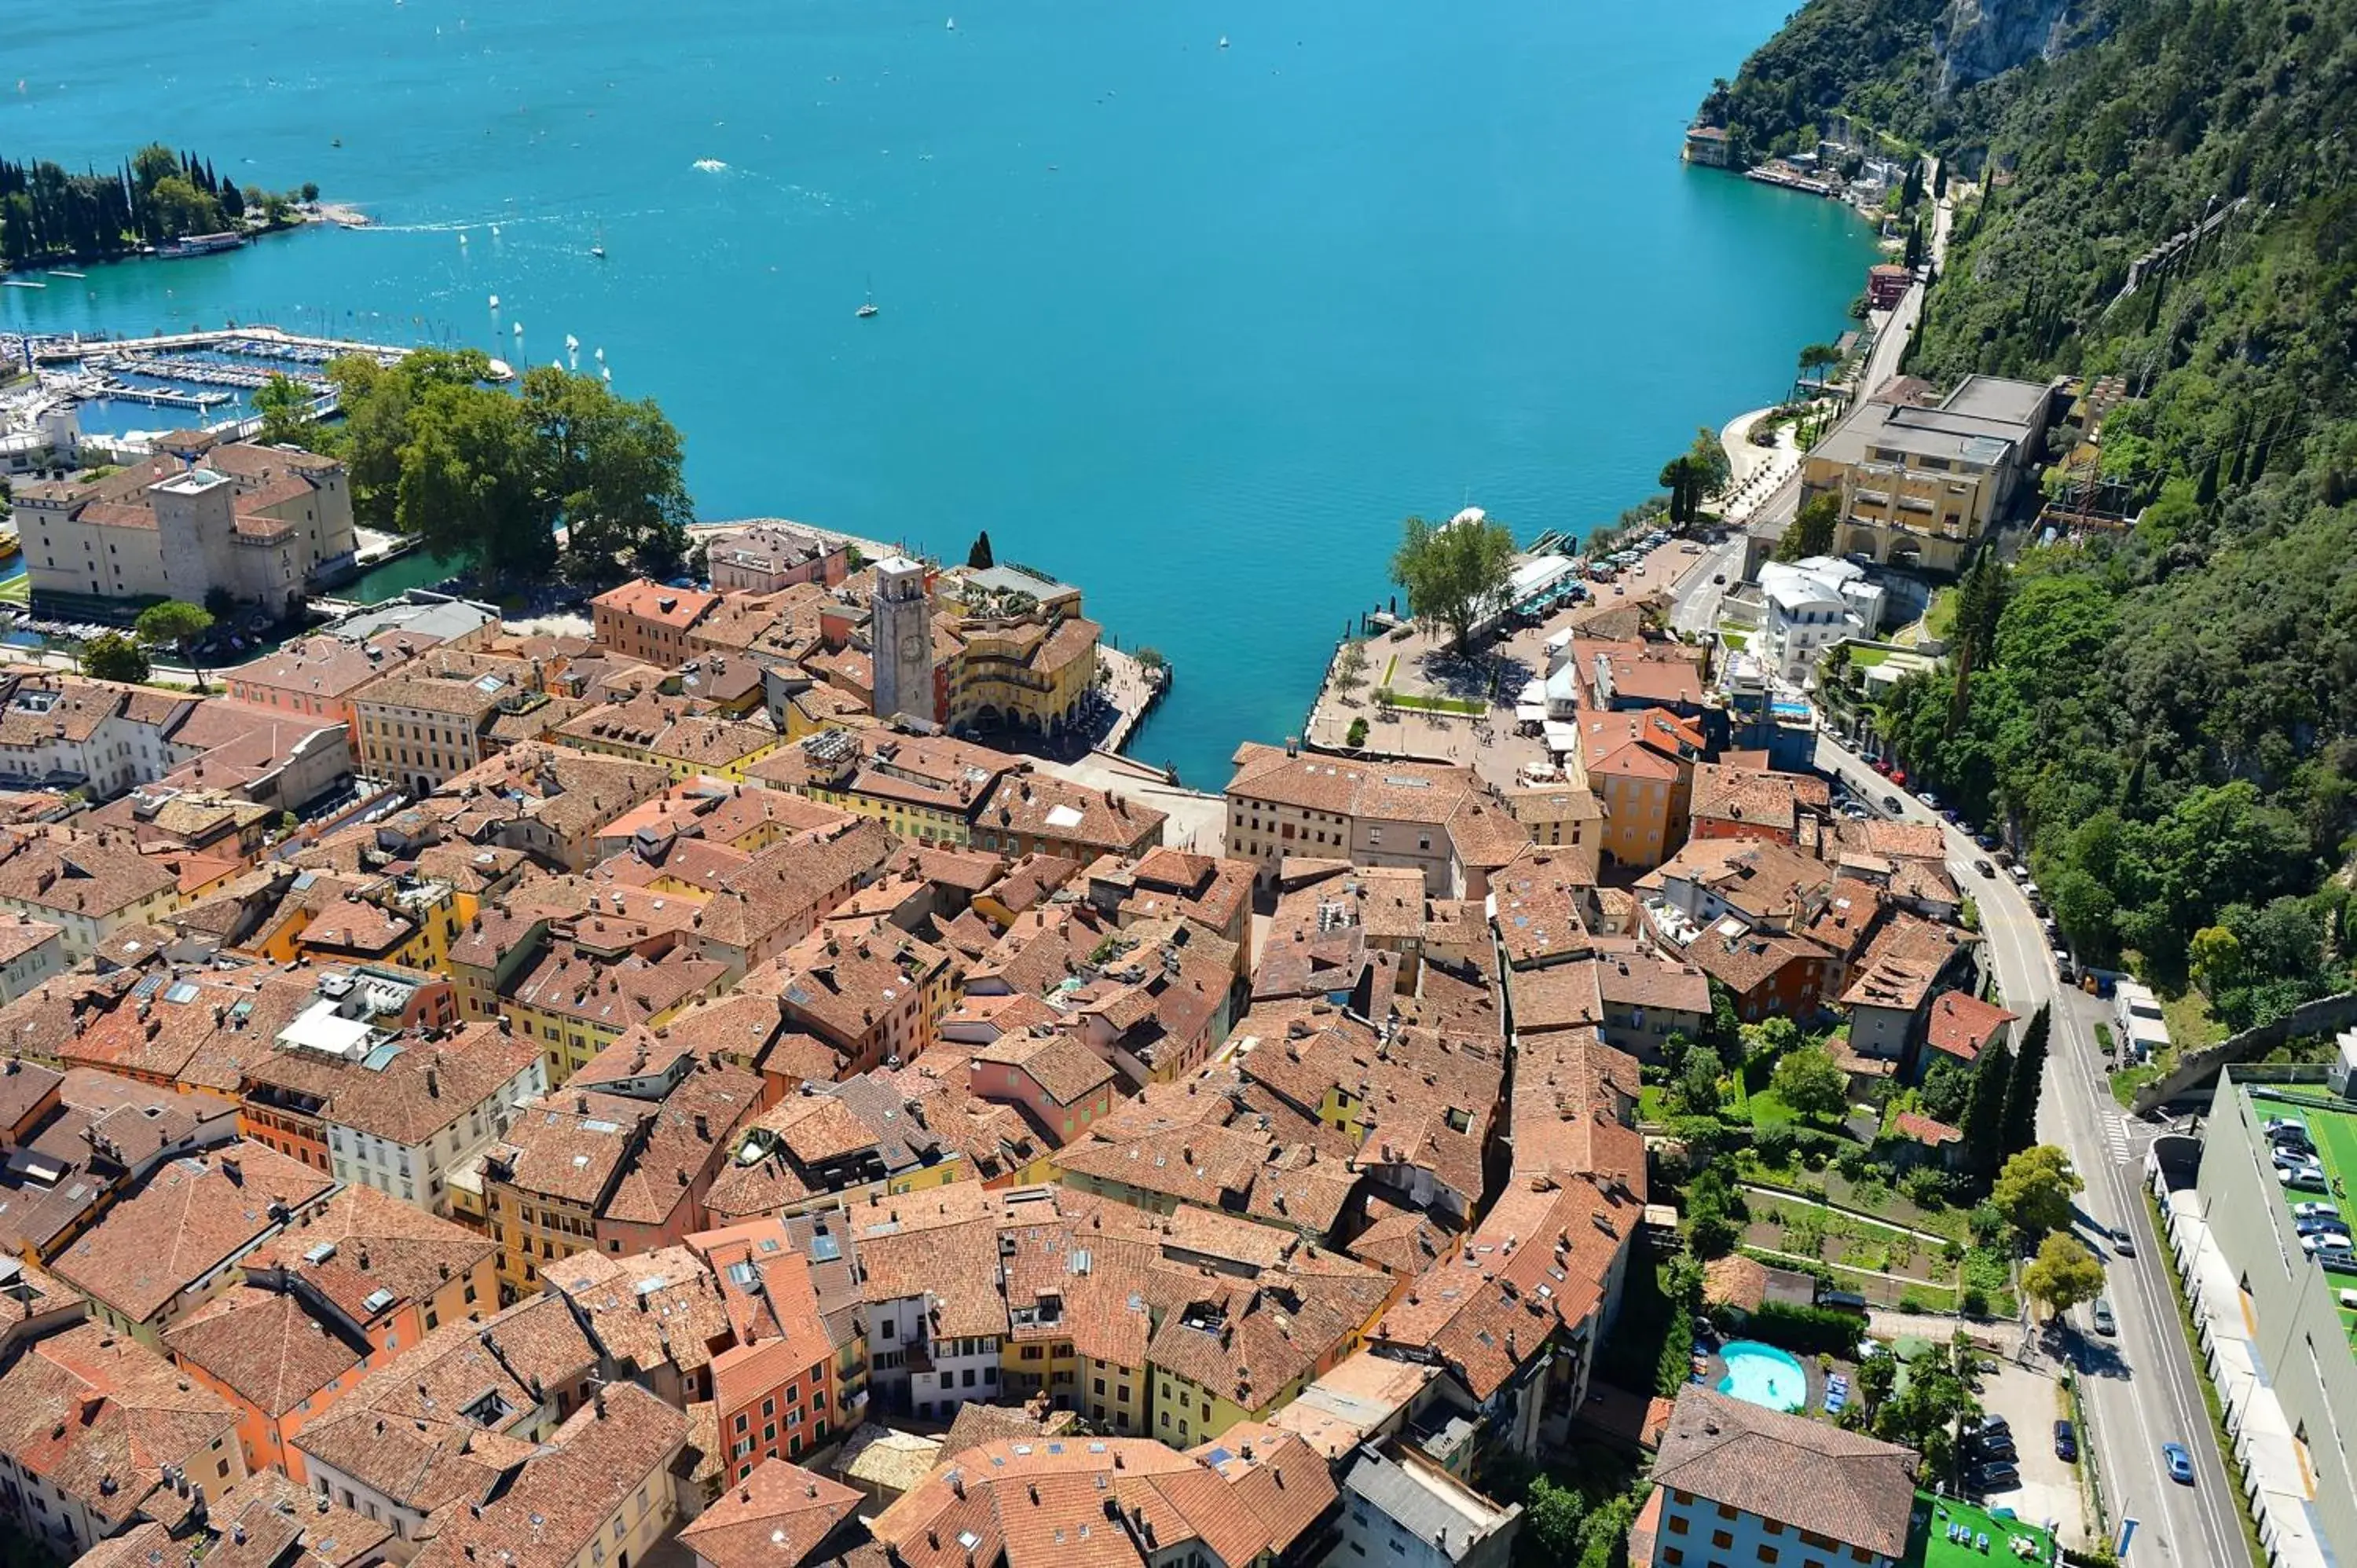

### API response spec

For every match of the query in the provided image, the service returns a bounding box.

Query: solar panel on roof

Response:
[162,981,200,1004]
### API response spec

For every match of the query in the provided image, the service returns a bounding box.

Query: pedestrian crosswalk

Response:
[2100,1108,2139,1165]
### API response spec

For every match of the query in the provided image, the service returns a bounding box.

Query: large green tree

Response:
[1773,491,1840,562]
[519,365,693,587]
[397,384,552,585]
[135,600,214,691]
[1390,512,1516,651]
[2022,1232,2106,1320]
[1992,1145,2083,1241]
[1771,1043,1849,1121]
[253,373,313,447]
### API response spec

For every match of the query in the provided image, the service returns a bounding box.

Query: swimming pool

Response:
[1717,1339,1809,1412]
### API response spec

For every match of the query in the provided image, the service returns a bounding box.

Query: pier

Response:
[17,325,501,379]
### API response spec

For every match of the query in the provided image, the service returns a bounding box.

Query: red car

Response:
[1872,758,1893,775]
[1891,768,1909,786]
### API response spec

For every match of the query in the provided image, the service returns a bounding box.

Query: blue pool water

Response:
[1717,1339,1809,1412]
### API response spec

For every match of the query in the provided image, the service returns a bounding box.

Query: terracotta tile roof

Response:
[75,1470,391,1568]
[1840,911,1964,1013]
[0,828,180,920]
[594,577,724,632]
[222,636,394,701]
[51,1142,336,1327]
[1594,953,1711,1014]
[973,1030,1115,1108]
[240,1182,495,1327]
[1373,1176,1638,1399]
[1893,1111,1963,1146]
[1691,762,1827,833]
[1651,1386,1919,1555]
[0,1321,240,1535]
[679,1458,864,1568]
[291,1295,597,1511]
[1924,988,2017,1064]
[977,773,1164,856]
[1508,1026,1645,1191]
[408,1382,688,1568]
[872,1432,1335,1568]
[163,1284,365,1417]
[1504,959,1604,1035]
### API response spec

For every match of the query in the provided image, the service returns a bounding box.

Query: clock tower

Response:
[871,555,933,724]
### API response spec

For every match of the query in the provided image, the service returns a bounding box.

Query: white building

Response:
[1755,556,1886,685]
[2113,978,2172,1062]
[266,1001,547,1216]
[867,1287,1003,1423]
[0,917,64,1003]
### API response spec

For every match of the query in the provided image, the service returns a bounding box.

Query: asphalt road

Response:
[1813,732,2245,1565]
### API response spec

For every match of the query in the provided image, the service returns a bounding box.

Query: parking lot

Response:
[1967,1356,2090,1548]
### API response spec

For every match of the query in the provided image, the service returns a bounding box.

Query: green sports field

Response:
[2250,1090,2357,1345]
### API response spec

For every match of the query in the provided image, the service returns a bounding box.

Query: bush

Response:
[1753,1124,1795,1166]
[1960,1284,1991,1317]
[1834,1145,1873,1181]
[1344,716,1369,748]
[1745,1300,1868,1357]
[1899,1167,1948,1207]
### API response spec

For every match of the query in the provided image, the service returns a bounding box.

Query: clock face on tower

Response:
[900,634,922,661]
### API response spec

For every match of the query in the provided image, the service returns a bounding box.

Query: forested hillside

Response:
[1728,0,2357,1021]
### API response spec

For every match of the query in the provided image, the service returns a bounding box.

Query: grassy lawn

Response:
[1846,645,1893,669]
[1718,628,1750,650]
[2111,1062,2161,1107]
[1746,1086,1799,1128]
[1912,1493,2054,1568]
[2161,986,2229,1050]
[1922,588,1957,641]
[1638,1084,1669,1124]
[0,575,29,607]
[1378,689,1486,716]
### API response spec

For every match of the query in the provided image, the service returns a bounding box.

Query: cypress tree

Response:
[1960,1038,2014,1178]
[2195,449,2220,506]
[2001,1005,2051,1155]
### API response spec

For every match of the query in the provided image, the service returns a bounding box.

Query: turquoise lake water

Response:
[1,0,1876,789]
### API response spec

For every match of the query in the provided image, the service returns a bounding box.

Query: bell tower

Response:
[871,555,933,724]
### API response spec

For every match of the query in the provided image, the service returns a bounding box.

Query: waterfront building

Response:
[1802,374,2059,573]
[703,520,852,593]
[13,433,357,612]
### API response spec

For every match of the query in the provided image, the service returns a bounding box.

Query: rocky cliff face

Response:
[1934,0,2082,93]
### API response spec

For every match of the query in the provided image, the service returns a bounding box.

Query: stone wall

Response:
[2131,991,2357,1114]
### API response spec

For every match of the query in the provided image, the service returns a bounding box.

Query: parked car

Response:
[2300,1231,2353,1256]
[1872,757,1893,775]
[1890,768,1910,786]
[1915,789,1939,808]
[2091,1298,2117,1335]
[2322,1248,2357,1273]
[1974,831,1997,850]
[1970,1461,2022,1494]
[1968,1432,2018,1462]
[1967,1415,2011,1438]
[2282,1165,2330,1192]
[2296,1215,2345,1236]
[2054,1420,2078,1463]
[2162,1442,2194,1486]
[2293,1202,2341,1222]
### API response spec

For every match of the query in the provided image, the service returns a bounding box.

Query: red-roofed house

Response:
[592,578,724,668]
[1920,989,2017,1075]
